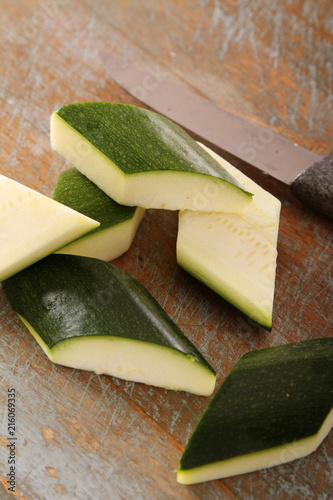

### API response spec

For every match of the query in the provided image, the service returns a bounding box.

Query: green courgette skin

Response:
[56,102,249,192]
[179,338,333,471]
[53,167,138,236]
[2,254,214,373]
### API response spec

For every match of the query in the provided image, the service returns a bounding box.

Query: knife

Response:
[99,52,333,219]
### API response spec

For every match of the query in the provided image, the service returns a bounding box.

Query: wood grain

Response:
[0,1,332,499]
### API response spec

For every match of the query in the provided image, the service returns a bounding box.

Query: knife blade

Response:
[99,52,333,219]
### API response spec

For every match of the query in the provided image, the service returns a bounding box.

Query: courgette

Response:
[177,338,333,484]
[177,144,281,328]
[2,254,216,395]
[50,102,253,212]
[53,167,145,260]
[0,174,99,282]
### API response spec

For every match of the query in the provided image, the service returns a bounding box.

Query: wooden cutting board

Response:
[0,1,332,499]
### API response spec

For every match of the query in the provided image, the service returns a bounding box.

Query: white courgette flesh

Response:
[19,316,216,396]
[177,144,281,329]
[0,174,99,282]
[55,213,144,261]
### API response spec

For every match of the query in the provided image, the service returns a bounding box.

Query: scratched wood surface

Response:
[0,1,332,499]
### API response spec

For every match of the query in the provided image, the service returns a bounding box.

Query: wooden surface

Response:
[0,1,332,499]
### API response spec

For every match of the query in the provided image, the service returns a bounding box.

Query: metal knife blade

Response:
[99,52,333,219]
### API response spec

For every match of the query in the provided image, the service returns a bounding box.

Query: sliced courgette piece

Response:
[0,174,99,282]
[2,254,216,395]
[177,144,281,329]
[50,102,253,212]
[53,167,145,261]
[177,338,333,484]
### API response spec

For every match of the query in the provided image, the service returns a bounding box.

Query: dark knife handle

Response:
[290,155,333,220]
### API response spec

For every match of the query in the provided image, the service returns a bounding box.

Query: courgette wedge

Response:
[50,102,253,212]
[177,144,281,329]
[177,338,333,484]
[53,167,145,261]
[2,254,216,396]
[0,174,99,282]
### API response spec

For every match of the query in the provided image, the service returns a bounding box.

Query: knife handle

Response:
[290,154,333,220]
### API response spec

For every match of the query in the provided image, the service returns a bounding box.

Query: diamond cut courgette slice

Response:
[0,174,99,282]
[50,102,253,212]
[53,167,145,261]
[177,338,333,484]
[177,144,281,328]
[2,254,216,396]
